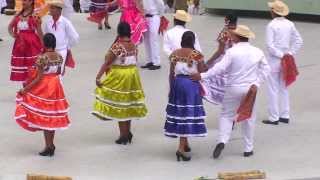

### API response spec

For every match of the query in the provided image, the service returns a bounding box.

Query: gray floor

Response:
[0,13,320,180]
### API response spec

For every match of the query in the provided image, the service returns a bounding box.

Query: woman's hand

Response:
[18,88,26,95]
[96,79,102,87]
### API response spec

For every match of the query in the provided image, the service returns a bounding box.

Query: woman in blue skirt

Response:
[164,31,207,161]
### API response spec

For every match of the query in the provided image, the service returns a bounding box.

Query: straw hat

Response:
[174,10,192,22]
[47,0,64,8]
[231,25,255,39]
[268,0,289,16]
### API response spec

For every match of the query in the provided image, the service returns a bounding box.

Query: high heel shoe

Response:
[115,136,129,145]
[128,132,133,144]
[39,145,55,157]
[98,25,103,30]
[104,22,111,29]
[176,151,191,162]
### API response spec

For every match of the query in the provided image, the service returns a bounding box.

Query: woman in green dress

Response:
[92,22,147,145]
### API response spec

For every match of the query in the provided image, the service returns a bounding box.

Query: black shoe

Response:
[141,62,153,69]
[279,118,289,124]
[115,136,129,145]
[176,151,191,161]
[98,25,103,30]
[148,65,161,70]
[104,22,111,29]
[243,151,254,157]
[213,143,225,159]
[262,120,279,125]
[0,38,3,41]
[39,145,55,157]
[128,132,133,144]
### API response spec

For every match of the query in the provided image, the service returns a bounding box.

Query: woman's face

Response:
[22,0,33,9]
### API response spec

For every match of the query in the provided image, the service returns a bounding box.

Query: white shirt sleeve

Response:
[266,24,284,58]
[65,20,79,48]
[201,51,232,79]
[289,24,303,55]
[163,32,173,56]
[256,53,271,87]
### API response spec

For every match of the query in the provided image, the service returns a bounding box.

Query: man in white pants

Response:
[262,0,303,125]
[163,10,201,56]
[141,0,165,70]
[44,0,79,75]
[192,25,270,158]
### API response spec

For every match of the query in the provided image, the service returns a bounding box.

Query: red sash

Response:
[65,49,76,68]
[236,85,258,122]
[281,54,298,87]
[159,16,169,35]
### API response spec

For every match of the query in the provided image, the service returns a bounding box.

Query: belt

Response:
[145,14,154,17]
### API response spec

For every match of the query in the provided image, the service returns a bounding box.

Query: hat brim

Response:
[47,2,64,8]
[231,30,256,39]
[174,14,192,22]
[268,2,289,16]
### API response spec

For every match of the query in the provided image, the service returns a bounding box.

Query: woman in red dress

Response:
[15,33,70,156]
[8,0,43,83]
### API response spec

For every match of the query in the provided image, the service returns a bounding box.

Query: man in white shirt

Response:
[141,0,165,70]
[163,10,201,56]
[262,0,303,125]
[192,25,270,158]
[44,0,80,74]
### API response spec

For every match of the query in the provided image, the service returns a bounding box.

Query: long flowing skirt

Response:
[15,71,70,132]
[10,31,42,81]
[92,65,147,121]
[164,75,207,138]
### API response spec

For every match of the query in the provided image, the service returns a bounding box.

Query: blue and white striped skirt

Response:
[164,75,207,138]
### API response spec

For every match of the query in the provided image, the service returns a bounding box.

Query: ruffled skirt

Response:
[15,71,70,132]
[164,75,207,138]
[92,65,147,121]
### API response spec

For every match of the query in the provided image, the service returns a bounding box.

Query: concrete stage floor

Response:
[0,12,320,180]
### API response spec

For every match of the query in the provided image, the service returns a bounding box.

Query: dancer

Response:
[192,25,270,158]
[262,0,303,125]
[164,31,207,162]
[140,0,165,70]
[43,0,79,75]
[8,0,43,83]
[92,22,148,145]
[15,33,70,156]
[117,0,147,45]
[201,13,238,105]
[163,10,201,56]
[87,0,116,30]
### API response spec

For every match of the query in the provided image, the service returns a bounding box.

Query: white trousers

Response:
[267,71,290,122]
[218,86,256,152]
[144,15,161,66]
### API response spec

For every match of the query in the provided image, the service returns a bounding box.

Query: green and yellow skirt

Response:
[92,65,148,121]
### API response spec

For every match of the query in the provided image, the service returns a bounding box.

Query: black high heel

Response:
[115,136,129,145]
[176,151,191,161]
[39,145,55,157]
[128,132,133,144]
[104,22,111,29]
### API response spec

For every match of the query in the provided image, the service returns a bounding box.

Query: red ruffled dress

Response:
[15,54,70,132]
[118,0,147,45]
[10,15,43,82]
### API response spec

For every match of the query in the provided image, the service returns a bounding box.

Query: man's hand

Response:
[96,79,102,87]
[190,73,202,81]
[18,88,26,95]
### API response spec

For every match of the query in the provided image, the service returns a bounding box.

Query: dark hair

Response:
[181,31,195,49]
[117,22,131,38]
[43,33,56,49]
[226,13,238,25]
[238,35,249,42]
[174,18,186,26]
[18,0,35,16]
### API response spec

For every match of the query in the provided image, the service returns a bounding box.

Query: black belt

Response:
[145,14,154,18]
